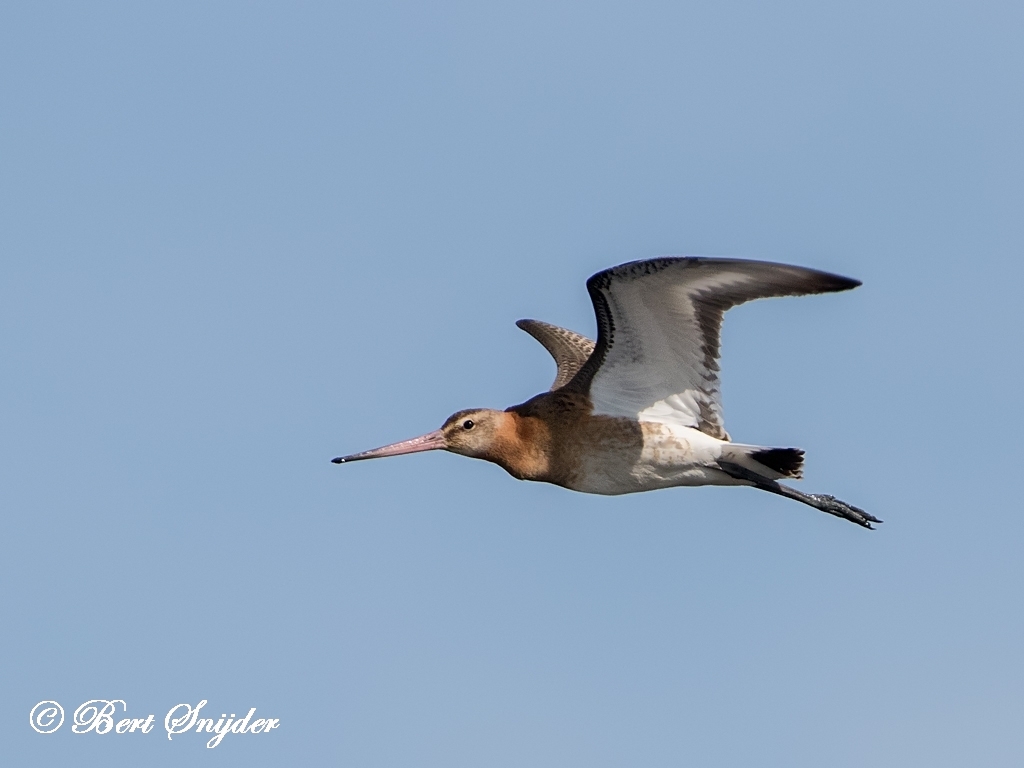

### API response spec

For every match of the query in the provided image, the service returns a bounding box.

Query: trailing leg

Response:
[717,461,881,529]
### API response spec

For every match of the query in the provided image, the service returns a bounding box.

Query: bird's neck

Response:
[484,411,553,481]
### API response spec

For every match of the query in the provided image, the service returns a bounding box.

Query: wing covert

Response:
[516,319,595,391]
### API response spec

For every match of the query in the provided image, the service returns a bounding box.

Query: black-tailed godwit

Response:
[333,257,879,529]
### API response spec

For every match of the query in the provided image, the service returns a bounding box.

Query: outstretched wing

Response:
[566,257,860,440]
[516,319,596,391]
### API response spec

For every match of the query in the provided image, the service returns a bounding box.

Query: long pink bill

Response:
[331,429,446,464]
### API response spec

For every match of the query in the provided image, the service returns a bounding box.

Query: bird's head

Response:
[331,408,511,465]
[438,408,510,458]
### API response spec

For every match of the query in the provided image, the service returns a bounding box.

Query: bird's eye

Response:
[462,420,475,430]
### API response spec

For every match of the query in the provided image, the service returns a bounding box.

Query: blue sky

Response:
[2,1,1022,765]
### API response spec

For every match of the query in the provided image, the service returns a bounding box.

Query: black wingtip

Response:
[331,457,345,464]
[811,271,861,294]
[836,275,862,291]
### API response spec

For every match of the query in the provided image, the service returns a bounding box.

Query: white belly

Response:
[571,423,744,495]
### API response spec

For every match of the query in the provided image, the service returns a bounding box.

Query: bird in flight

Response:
[334,257,879,529]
